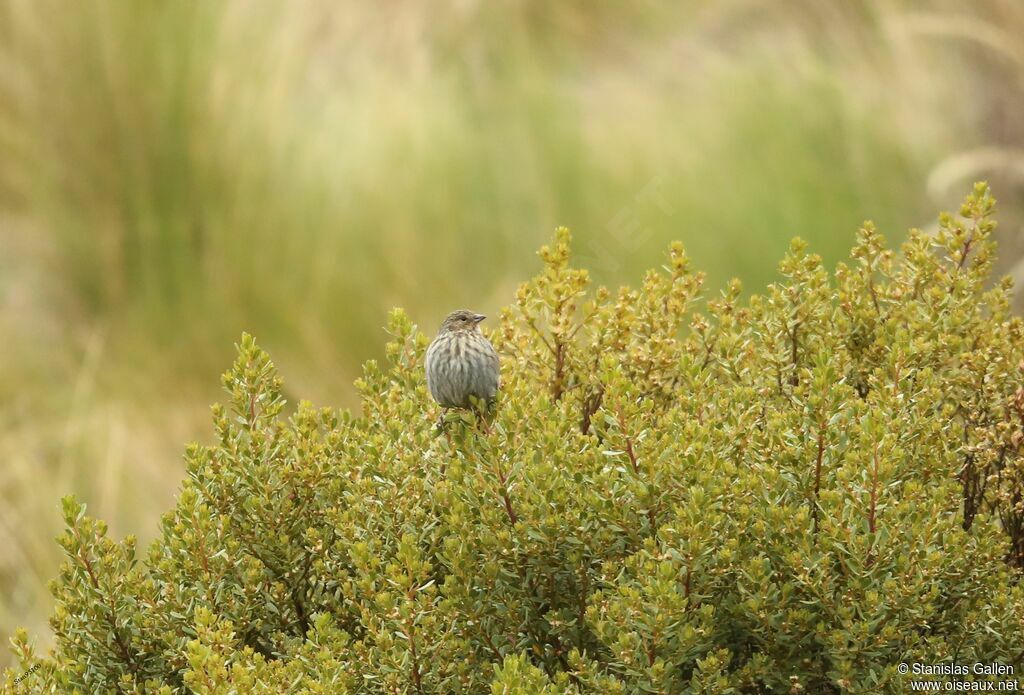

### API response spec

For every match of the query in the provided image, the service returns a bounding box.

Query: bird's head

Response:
[439,309,486,333]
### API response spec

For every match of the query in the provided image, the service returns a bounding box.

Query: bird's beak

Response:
[473,313,486,323]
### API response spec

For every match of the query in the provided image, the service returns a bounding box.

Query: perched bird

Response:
[425,309,500,411]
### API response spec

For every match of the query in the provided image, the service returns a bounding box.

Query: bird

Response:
[424,309,500,415]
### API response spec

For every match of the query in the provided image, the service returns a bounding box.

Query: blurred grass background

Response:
[2,0,1024,664]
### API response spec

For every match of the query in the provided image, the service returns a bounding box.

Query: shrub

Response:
[6,183,1024,693]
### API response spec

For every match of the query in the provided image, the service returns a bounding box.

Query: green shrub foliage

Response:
[7,183,1024,693]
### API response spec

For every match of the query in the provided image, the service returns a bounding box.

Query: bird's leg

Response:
[434,409,455,476]
[472,398,494,435]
